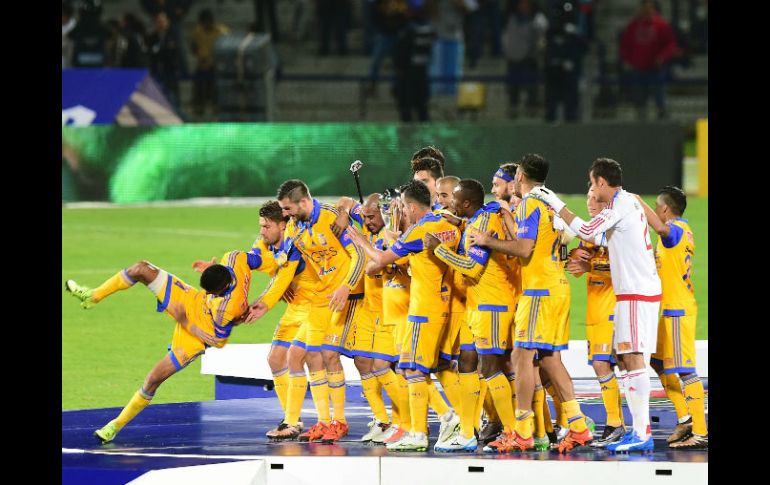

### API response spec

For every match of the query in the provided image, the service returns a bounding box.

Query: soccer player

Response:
[355,179,461,451]
[427,179,519,453]
[333,194,410,443]
[411,156,445,211]
[65,252,253,444]
[470,154,592,453]
[528,157,662,452]
[193,201,318,439]
[246,180,366,443]
[565,188,626,448]
[411,145,446,171]
[436,176,461,210]
[637,187,707,449]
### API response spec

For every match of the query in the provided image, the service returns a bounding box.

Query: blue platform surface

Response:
[63,395,707,484]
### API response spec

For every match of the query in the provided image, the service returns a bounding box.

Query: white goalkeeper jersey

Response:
[568,189,661,300]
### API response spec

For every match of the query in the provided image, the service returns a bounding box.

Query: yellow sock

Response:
[475,378,488,430]
[682,374,707,436]
[514,409,534,439]
[285,372,307,425]
[546,383,567,428]
[374,366,405,425]
[309,370,331,423]
[486,373,516,433]
[436,369,462,411]
[598,372,623,427]
[661,372,690,422]
[395,373,412,431]
[327,369,346,423]
[407,375,430,434]
[114,388,153,430]
[272,367,290,414]
[458,372,480,438]
[532,384,546,438]
[563,399,587,433]
[427,378,450,416]
[361,373,390,423]
[506,372,517,413]
[543,393,554,433]
[92,269,136,302]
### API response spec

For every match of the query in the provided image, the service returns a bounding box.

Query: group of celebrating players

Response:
[65,145,708,453]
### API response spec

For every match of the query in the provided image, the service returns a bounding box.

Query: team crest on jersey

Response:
[317,233,328,246]
[476,337,489,346]
[686,231,693,244]
[433,230,457,243]
[319,265,337,277]
[275,252,288,267]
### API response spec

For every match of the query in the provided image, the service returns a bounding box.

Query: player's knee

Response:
[321,350,341,366]
[267,351,287,372]
[353,356,371,373]
[592,360,611,376]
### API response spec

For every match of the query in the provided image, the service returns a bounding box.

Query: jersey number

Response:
[641,214,653,250]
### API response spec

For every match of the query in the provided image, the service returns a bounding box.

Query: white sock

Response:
[626,369,651,438]
[147,270,169,297]
[619,370,633,424]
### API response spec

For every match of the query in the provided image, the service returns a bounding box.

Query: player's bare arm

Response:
[635,194,670,237]
[468,227,534,258]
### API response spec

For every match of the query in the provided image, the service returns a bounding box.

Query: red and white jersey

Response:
[568,189,661,300]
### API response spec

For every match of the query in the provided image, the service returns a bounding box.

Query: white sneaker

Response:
[438,410,461,444]
[434,427,478,452]
[360,418,391,442]
[386,431,429,451]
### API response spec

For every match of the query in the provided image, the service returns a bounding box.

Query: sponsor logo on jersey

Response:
[317,233,328,246]
[618,341,632,351]
[319,266,337,277]
[433,230,457,243]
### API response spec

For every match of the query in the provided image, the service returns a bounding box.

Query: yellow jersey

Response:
[249,238,318,305]
[390,212,460,318]
[516,195,569,296]
[581,240,615,325]
[435,202,516,310]
[196,250,253,339]
[655,218,696,316]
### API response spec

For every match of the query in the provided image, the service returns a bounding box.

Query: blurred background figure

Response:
[190,9,230,121]
[148,12,182,113]
[393,0,436,121]
[367,0,410,96]
[253,0,281,42]
[69,0,110,68]
[501,0,547,119]
[141,0,192,77]
[429,0,466,96]
[620,0,681,120]
[465,0,502,69]
[318,0,353,56]
[121,13,150,67]
[62,1,77,68]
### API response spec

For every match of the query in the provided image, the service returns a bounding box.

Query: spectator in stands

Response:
[253,0,281,42]
[121,13,150,68]
[429,0,467,96]
[191,9,230,121]
[141,0,192,77]
[501,0,548,119]
[148,12,182,112]
[105,18,128,67]
[69,0,110,67]
[367,0,410,96]
[619,0,681,120]
[393,0,436,121]
[318,0,352,56]
[543,0,588,123]
[465,0,503,69]
[62,1,77,68]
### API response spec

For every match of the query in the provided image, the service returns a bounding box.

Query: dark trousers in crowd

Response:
[506,59,540,109]
[627,68,667,119]
[319,0,350,55]
[395,67,430,122]
[193,69,217,119]
[544,65,579,122]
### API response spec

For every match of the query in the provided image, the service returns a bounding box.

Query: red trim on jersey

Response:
[580,217,606,235]
[616,294,662,302]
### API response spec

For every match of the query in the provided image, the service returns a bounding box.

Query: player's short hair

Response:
[410,156,444,180]
[517,153,549,183]
[437,175,461,187]
[590,158,623,187]
[277,179,310,203]
[259,200,288,223]
[411,146,445,170]
[458,179,485,207]
[659,185,687,216]
[499,162,518,179]
[200,264,232,295]
[401,179,432,208]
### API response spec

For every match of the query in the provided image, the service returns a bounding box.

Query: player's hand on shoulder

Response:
[423,232,441,251]
[468,227,492,247]
[529,185,566,212]
[192,257,217,273]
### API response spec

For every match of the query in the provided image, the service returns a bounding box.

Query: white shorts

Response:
[613,299,660,355]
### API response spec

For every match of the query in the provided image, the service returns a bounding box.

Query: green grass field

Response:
[62,196,708,410]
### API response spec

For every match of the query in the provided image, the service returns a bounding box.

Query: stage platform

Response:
[63,393,708,485]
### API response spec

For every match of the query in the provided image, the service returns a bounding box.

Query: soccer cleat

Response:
[585,416,596,434]
[534,435,551,451]
[298,422,329,442]
[266,422,302,441]
[386,431,429,451]
[607,431,654,453]
[320,419,349,443]
[383,425,405,444]
[434,427,478,453]
[437,410,461,444]
[360,418,391,443]
[65,280,97,309]
[483,431,534,453]
[667,417,693,443]
[94,421,118,444]
[478,420,503,445]
[557,427,594,453]
[590,425,626,448]
[669,433,707,449]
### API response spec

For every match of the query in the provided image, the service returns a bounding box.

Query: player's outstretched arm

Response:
[635,194,670,237]
[192,257,218,273]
